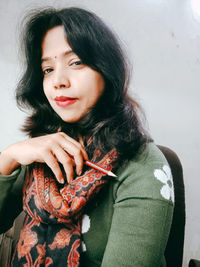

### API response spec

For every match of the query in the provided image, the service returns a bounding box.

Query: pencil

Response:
[84,159,117,177]
[68,153,117,177]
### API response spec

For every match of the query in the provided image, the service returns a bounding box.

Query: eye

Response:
[70,60,82,66]
[43,68,53,75]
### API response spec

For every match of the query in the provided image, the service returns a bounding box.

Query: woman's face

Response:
[41,26,105,123]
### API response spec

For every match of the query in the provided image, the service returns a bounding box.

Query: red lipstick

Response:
[54,96,77,107]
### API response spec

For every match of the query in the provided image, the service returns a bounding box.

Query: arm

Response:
[101,198,173,267]
[101,144,174,267]
[0,132,88,232]
[0,132,88,183]
[0,166,26,233]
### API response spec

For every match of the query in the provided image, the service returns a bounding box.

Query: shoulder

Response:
[113,142,174,204]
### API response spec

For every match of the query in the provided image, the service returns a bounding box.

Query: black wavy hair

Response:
[16,7,152,163]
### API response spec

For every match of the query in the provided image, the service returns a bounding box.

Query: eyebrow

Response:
[41,50,74,63]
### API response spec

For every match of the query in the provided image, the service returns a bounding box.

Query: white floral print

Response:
[154,165,174,203]
[81,214,91,252]
[81,241,87,252]
[81,214,91,234]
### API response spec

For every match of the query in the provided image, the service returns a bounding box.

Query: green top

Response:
[0,142,174,266]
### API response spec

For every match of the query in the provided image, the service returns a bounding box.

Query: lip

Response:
[54,96,77,107]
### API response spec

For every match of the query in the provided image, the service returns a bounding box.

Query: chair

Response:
[158,145,185,267]
[189,259,200,267]
[0,211,25,266]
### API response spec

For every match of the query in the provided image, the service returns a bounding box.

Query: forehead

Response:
[41,25,72,58]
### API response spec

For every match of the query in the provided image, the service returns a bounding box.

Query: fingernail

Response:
[60,178,65,184]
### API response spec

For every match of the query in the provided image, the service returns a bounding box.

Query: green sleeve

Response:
[101,143,174,267]
[0,165,26,233]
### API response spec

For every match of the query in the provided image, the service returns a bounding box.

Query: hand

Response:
[0,132,88,183]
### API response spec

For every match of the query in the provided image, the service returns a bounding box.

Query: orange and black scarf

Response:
[11,149,118,266]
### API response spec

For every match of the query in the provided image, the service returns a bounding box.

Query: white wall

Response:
[0,0,199,266]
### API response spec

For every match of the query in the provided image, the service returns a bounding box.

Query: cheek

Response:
[95,76,105,99]
[43,88,48,99]
[89,73,105,97]
[86,85,104,107]
[42,80,49,97]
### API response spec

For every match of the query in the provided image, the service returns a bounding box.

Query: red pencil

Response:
[84,159,116,177]
[68,154,116,177]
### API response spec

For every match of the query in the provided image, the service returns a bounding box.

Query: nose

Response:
[52,68,70,89]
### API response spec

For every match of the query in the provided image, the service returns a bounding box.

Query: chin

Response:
[60,115,81,124]
[58,110,89,124]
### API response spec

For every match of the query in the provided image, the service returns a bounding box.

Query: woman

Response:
[0,7,174,266]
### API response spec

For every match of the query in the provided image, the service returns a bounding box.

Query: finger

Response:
[44,151,64,184]
[78,135,84,147]
[52,133,86,175]
[58,132,88,160]
[59,142,84,176]
[57,126,62,132]
[53,146,74,183]
[73,149,84,176]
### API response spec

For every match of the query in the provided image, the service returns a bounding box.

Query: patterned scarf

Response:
[11,149,118,266]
